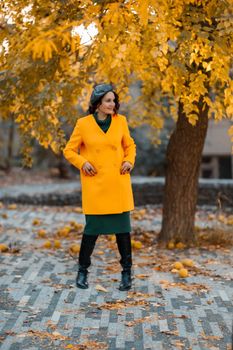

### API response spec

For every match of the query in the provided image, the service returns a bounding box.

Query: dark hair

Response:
[87,91,120,114]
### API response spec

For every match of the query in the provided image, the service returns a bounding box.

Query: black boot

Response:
[76,267,89,289]
[116,233,132,291]
[119,269,132,291]
[76,234,98,289]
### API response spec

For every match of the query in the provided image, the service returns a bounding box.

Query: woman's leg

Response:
[116,232,132,291]
[76,234,99,289]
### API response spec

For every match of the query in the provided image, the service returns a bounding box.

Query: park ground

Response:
[0,200,232,350]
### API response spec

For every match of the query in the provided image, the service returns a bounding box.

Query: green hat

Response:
[90,83,113,105]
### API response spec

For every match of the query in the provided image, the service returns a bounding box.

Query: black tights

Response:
[78,232,132,270]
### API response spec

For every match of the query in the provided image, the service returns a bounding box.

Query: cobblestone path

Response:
[0,204,232,350]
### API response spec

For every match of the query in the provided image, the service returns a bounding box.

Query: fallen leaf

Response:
[95,284,108,292]
[135,274,149,279]
[8,204,17,209]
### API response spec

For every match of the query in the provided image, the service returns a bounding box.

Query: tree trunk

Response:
[159,99,209,246]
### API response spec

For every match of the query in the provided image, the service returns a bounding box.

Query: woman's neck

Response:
[96,110,108,120]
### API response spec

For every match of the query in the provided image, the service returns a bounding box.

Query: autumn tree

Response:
[0,0,233,244]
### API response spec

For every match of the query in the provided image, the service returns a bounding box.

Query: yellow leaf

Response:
[43,240,52,249]
[218,214,226,223]
[181,259,194,267]
[135,274,149,279]
[73,207,82,213]
[187,114,198,126]
[95,284,108,292]
[226,215,233,225]
[108,235,116,242]
[54,240,61,249]
[8,203,17,209]
[203,62,212,71]
[178,268,189,278]
[69,244,80,254]
[96,250,104,255]
[172,262,184,270]
[138,0,149,26]
[37,229,47,238]
[57,226,72,237]
[175,242,186,249]
[167,241,175,249]
[227,126,233,137]
[33,218,41,226]
[131,240,142,249]
[0,244,9,252]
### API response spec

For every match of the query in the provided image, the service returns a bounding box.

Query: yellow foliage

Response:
[1,0,233,169]
[59,57,70,71]
[138,0,149,26]
[24,38,58,62]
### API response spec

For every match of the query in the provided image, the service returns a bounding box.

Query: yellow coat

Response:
[63,113,136,214]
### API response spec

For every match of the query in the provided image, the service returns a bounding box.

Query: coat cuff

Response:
[122,158,135,167]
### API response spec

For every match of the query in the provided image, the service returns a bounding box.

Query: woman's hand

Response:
[82,161,97,176]
[120,161,133,174]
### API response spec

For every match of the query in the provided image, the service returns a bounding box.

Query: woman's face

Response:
[97,91,115,115]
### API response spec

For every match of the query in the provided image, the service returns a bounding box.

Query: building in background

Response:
[201,119,233,179]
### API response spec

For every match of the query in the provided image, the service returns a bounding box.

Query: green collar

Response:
[93,111,111,123]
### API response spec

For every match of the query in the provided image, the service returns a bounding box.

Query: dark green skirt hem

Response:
[83,211,131,235]
[83,230,131,235]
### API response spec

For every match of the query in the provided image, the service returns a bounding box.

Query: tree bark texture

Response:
[159,99,209,245]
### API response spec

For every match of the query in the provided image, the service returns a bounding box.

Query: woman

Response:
[63,83,136,291]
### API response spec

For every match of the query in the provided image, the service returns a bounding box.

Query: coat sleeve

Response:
[122,116,136,167]
[63,119,88,170]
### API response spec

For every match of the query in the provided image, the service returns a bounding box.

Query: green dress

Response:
[83,111,131,236]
